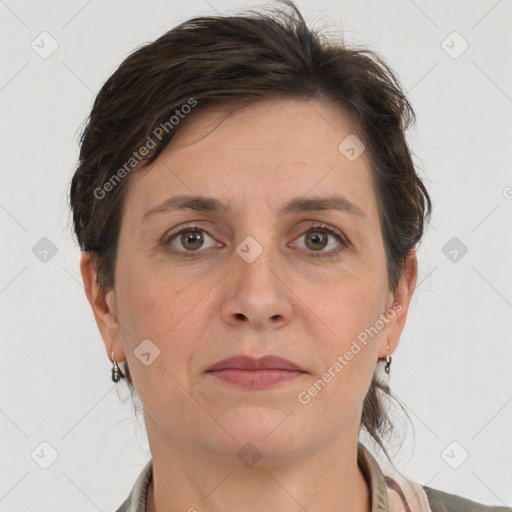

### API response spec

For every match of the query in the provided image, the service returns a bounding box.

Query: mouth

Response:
[206,355,307,390]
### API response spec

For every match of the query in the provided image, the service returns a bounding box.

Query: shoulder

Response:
[423,485,512,512]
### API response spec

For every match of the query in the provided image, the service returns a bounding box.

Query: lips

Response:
[206,355,307,389]
[206,355,305,372]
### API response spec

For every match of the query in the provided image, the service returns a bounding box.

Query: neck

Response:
[145,421,371,512]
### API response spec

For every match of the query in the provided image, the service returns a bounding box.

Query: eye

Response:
[165,225,219,255]
[164,222,348,259]
[294,222,348,258]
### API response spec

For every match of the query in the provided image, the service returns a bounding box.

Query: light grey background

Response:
[1,0,511,510]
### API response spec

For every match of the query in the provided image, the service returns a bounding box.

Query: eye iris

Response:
[306,231,328,251]
[181,230,203,250]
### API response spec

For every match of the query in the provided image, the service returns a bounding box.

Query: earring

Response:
[384,345,392,374]
[111,351,124,382]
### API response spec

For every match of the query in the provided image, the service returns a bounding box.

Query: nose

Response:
[220,239,293,331]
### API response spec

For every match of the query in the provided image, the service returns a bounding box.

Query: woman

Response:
[69,1,511,511]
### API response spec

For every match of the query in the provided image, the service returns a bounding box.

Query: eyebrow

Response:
[143,194,364,220]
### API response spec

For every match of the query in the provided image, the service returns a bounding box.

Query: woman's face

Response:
[82,98,416,464]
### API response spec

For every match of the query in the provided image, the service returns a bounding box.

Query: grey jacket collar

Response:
[115,442,390,512]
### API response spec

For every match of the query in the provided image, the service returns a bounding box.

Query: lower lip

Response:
[207,369,305,389]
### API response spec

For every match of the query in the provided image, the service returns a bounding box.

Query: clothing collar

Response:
[118,443,401,512]
[358,442,390,512]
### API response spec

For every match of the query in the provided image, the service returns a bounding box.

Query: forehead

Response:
[166,98,358,159]
[125,98,378,221]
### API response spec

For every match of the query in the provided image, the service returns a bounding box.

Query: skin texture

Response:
[81,98,417,512]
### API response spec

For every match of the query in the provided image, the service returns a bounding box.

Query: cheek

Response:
[295,268,387,408]
[310,272,387,347]
[117,275,203,412]
[117,258,197,336]
[114,265,204,384]
[297,282,382,415]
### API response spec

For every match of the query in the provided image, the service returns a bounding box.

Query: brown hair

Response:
[69,0,430,476]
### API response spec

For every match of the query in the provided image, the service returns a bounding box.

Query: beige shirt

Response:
[115,443,511,512]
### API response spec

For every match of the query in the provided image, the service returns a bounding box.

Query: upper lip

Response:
[207,355,306,372]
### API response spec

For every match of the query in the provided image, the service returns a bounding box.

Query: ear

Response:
[79,252,126,362]
[378,248,418,358]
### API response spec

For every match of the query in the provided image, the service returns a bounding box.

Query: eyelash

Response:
[164,222,348,259]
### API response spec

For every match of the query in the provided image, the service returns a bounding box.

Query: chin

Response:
[206,407,312,464]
